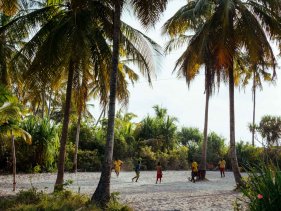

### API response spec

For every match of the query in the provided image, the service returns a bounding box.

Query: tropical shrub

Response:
[18,116,59,172]
[240,165,281,211]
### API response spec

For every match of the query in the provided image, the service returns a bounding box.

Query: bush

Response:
[77,150,102,172]
[240,164,281,211]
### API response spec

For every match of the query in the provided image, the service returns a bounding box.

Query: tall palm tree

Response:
[72,60,139,173]
[3,0,114,190]
[164,0,279,186]
[241,62,275,146]
[163,1,220,179]
[3,0,163,192]
[92,0,168,205]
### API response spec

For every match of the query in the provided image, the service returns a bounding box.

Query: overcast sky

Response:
[92,1,281,145]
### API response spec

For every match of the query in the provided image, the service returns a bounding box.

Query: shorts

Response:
[219,167,225,172]
[157,173,162,179]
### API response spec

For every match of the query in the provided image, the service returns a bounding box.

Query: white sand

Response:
[0,171,245,210]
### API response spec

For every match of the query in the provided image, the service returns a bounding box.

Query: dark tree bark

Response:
[73,110,81,173]
[229,64,242,186]
[252,69,256,146]
[54,60,75,191]
[11,132,16,191]
[200,66,210,179]
[91,0,121,206]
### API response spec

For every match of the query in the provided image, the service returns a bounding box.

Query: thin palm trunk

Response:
[252,69,256,146]
[42,92,45,118]
[94,106,106,127]
[92,0,121,206]
[229,64,242,186]
[11,131,16,191]
[73,110,81,173]
[54,59,75,191]
[48,89,52,118]
[0,15,8,86]
[200,67,210,179]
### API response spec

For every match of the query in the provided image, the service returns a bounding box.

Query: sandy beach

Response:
[0,171,245,211]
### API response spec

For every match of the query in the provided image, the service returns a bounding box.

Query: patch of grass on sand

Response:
[0,188,132,211]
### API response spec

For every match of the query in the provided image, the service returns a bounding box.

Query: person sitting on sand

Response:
[113,159,123,177]
[132,161,141,182]
[191,159,198,183]
[156,162,163,184]
[218,158,226,177]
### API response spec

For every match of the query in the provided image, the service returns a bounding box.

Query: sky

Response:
[92,1,281,145]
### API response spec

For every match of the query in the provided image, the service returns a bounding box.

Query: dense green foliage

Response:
[2,103,280,173]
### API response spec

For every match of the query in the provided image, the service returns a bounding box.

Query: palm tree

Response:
[3,0,163,192]
[163,1,220,179]
[92,0,168,205]
[72,61,138,173]
[0,86,31,191]
[164,0,279,186]
[241,62,275,146]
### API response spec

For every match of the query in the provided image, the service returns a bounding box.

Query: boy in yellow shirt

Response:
[113,159,123,177]
[218,158,226,177]
[191,159,198,183]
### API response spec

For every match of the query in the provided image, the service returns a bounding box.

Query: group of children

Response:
[112,158,226,183]
[113,159,162,183]
[190,158,226,182]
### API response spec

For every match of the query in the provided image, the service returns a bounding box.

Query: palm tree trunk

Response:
[252,69,256,147]
[73,110,81,173]
[48,89,52,118]
[91,0,121,206]
[54,59,75,191]
[229,64,242,186]
[94,106,106,127]
[200,68,210,179]
[0,15,9,86]
[11,131,16,191]
[42,92,45,119]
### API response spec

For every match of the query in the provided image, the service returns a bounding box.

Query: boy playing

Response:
[156,162,163,184]
[218,158,226,177]
[132,161,141,182]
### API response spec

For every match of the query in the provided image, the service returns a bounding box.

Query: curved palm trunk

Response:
[91,1,121,206]
[54,60,75,191]
[73,110,81,173]
[252,69,256,146]
[229,64,242,186]
[200,70,210,179]
[11,132,16,191]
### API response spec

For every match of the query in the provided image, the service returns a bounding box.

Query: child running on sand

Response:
[132,161,141,182]
[113,159,123,177]
[156,162,162,184]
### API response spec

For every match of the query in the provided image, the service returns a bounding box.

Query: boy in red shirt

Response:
[156,162,163,184]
